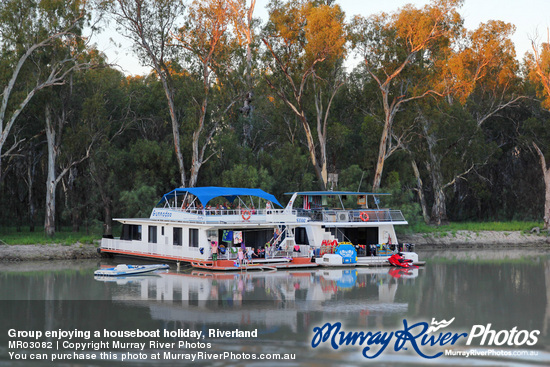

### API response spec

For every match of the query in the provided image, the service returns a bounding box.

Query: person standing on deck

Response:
[211,241,218,263]
[265,243,271,259]
[238,248,244,266]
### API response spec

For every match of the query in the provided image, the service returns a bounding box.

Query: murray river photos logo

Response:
[310,318,540,359]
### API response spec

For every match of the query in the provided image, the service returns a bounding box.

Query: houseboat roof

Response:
[157,187,283,207]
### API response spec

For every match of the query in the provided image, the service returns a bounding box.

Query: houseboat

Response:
[99,187,420,269]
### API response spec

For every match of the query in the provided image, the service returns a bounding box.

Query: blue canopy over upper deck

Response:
[157,187,283,207]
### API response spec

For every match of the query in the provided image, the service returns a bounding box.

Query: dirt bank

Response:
[0,231,548,262]
[0,243,100,261]
[399,230,550,248]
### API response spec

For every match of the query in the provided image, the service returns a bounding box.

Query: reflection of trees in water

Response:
[412,259,548,335]
[544,259,550,336]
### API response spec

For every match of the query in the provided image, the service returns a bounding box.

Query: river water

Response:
[1,248,549,366]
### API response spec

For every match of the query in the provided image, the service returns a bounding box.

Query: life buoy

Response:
[242,210,251,221]
[360,212,369,222]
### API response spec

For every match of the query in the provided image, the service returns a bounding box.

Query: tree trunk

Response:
[304,117,327,190]
[72,211,80,232]
[533,142,550,229]
[160,77,186,187]
[421,117,449,226]
[427,154,449,226]
[544,170,550,230]
[411,160,430,224]
[103,204,113,237]
[44,107,56,237]
[188,159,201,189]
[372,90,394,192]
[431,180,448,226]
[27,151,36,232]
[372,117,389,191]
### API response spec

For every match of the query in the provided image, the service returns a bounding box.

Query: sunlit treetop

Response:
[266,0,346,68]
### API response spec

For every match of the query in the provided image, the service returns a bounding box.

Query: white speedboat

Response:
[94,264,169,277]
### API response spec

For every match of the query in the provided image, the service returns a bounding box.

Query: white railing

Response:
[296,209,406,223]
[150,207,297,224]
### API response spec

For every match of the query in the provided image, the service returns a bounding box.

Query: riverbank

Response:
[0,230,549,261]
[0,243,100,261]
[400,230,550,248]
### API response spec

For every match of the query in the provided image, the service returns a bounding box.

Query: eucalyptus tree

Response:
[262,0,347,190]
[228,0,257,116]
[410,103,489,225]
[106,0,253,188]
[174,0,249,188]
[42,50,121,237]
[349,0,463,192]
[104,0,188,186]
[526,35,550,229]
[80,66,132,236]
[415,20,522,225]
[0,0,92,183]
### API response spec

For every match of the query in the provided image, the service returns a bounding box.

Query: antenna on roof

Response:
[358,171,365,192]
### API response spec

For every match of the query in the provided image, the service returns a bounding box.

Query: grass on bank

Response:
[398,221,544,235]
[0,227,102,246]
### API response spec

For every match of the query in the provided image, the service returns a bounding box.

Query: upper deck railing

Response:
[149,206,406,224]
[150,207,297,223]
[296,209,407,223]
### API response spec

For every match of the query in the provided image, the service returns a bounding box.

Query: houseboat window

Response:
[121,224,142,241]
[161,226,164,236]
[148,226,157,244]
[173,227,182,246]
[189,228,199,247]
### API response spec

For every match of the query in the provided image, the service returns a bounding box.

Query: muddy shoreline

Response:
[0,230,549,261]
[0,243,100,261]
[400,230,550,249]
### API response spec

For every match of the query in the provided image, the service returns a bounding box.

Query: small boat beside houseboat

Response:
[94,263,169,277]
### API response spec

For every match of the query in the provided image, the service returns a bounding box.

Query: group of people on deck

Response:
[210,240,275,265]
[182,200,261,215]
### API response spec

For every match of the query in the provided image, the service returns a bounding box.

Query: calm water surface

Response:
[1,248,550,366]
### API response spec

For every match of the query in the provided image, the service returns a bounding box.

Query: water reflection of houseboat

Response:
[99,187,420,269]
[95,267,418,332]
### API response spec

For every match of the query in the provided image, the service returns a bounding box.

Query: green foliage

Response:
[221,164,273,192]
[264,143,317,199]
[119,185,158,218]
[338,165,369,192]
[381,171,423,227]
